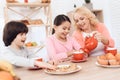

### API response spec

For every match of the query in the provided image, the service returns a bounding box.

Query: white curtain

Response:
[109,0,120,51]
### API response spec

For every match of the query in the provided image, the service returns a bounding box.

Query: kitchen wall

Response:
[0,0,6,49]
[0,0,120,51]
[108,0,120,51]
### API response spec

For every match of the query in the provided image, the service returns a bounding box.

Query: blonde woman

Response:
[72,6,114,56]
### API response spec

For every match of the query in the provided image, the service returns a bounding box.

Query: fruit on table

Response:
[25,42,33,47]
[25,42,37,47]
[115,53,120,61]
[97,56,108,65]
[106,53,116,60]
[32,42,37,46]
[109,60,119,65]
[97,53,120,66]
[0,60,16,77]
[0,60,20,80]
[0,71,14,80]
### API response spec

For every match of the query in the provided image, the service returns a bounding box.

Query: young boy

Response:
[0,21,55,69]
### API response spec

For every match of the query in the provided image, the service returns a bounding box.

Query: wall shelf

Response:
[6,3,50,7]
[92,9,104,23]
[4,2,52,36]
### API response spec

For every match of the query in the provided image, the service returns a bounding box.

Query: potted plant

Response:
[84,0,91,4]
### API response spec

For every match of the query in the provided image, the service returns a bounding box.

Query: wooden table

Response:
[14,57,120,80]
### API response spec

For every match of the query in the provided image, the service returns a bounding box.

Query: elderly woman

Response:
[72,6,115,56]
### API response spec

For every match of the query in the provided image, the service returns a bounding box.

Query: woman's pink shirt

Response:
[72,23,115,48]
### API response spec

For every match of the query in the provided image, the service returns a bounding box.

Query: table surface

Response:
[14,57,120,80]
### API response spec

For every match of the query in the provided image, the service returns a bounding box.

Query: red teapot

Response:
[82,35,98,55]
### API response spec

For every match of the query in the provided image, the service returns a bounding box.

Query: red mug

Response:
[24,0,28,3]
[105,47,117,56]
[72,50,85,60]
[36,58,43,62]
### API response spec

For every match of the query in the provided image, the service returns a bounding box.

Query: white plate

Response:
[27,45,44,54]
[26,45,44,49]
[96,62,120,68]
[44,64,82,75]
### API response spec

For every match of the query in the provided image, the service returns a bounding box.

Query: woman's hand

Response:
[92,31,109,45]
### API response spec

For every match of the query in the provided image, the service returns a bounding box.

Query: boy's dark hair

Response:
[3,21,28,46]
[52,14,71,34]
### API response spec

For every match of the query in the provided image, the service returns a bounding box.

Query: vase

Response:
[82,3,93,10]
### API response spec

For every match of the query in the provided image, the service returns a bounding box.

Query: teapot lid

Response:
[82,32,93,38]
